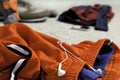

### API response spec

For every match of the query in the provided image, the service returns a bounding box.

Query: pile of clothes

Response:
[58,4,114,31]
[0,1,119,80]
[0,1,114,31]
[0,22,120,80]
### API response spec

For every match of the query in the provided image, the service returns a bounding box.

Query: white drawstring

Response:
[57,41,68,64]
[57,41,84,63]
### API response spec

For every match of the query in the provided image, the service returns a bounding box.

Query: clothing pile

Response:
[58,4,114,31]
[0,22,120,80]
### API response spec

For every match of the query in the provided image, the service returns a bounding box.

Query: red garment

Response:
[70,4,114,25]
[0,23,120,80]
[58,4,114,31]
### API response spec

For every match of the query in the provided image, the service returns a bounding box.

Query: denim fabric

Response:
[95,6,111,31]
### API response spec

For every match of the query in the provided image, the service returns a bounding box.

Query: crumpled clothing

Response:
[58,4,114,31]
[0,23,120,80]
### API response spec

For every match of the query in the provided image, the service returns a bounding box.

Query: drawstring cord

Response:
[57,41,84,63]
[57,41,68,64]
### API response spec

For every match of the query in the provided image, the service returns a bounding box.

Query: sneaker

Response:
[0,0,57,23]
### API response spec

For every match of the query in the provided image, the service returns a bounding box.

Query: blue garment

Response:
[78,68,101,80]
[95,6,111,31]
[78,43,114,80]
[93,43,114,76]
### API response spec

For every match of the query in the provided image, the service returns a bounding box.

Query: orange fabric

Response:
[0,22,120,80]
[2,0,20,20]
[2,1,10,10]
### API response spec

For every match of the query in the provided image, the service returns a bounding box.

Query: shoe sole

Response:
[0,16,47,23]
[20,17,47,23]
